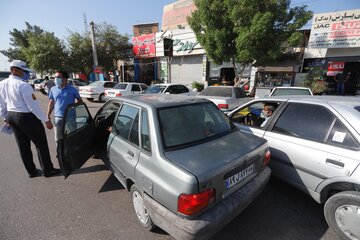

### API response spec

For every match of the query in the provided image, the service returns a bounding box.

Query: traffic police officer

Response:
[0,60,61,178]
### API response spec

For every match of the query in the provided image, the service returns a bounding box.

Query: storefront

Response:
[156,28,206,85]
[304,8,360,95]
[132,33,158,85]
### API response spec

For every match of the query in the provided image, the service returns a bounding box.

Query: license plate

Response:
[107,92,114,95]
[225,164,254,189]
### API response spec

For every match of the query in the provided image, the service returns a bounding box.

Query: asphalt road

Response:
[0,91,339,240]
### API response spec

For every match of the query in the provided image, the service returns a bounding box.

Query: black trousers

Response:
[6,112,54,174]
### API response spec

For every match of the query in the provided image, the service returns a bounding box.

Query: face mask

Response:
[55,77,63,86]
[260,110,269,118]
[22,71,30,81]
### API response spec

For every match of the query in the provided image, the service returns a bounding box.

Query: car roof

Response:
[272,86,310,89]
[151,83,186,86]
[110,94,210,108]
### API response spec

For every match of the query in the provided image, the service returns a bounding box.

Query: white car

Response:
[103,82,148,101]
[197,86,250,112]
[268,87,313,97]
[79,81,117,102]
[143,83,195,96]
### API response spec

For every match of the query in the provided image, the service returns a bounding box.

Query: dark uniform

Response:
[0,62,60,178]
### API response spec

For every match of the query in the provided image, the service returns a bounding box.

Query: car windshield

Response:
[199,87,232,97]
[158,102,232,149]
[114,83,128,90]
[144,85,166,94]
[271,88,311,96]
[88,81,103,87]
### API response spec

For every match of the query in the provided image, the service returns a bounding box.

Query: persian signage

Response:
[132,33,156,58]
[308,9,360,48]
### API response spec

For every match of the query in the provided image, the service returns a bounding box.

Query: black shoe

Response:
[43,168,62,178]
[29,169,42,178]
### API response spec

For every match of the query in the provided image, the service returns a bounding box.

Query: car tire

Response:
[87,98,94,102]
[130,185,156,231]
[98,94,105,102]
[324,191,360,240]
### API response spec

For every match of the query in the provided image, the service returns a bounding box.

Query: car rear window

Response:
[114,83,128,90]
[88,81,102,87]
[158,102,232,149]
[199,87,232,97]
[144,85,166,94]
[271,88,311,96]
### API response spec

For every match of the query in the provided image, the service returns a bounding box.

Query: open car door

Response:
[57,102,95,178]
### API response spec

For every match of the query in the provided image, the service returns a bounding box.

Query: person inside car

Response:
[260,103,276,127]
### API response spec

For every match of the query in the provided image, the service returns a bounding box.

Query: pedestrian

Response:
[334,71,350,95]
[46,70,83,142]
[0,60,61,178]
[45,76,56,95]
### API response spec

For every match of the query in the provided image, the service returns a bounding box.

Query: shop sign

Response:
[308,9,360,48]
[327,61,345,76]
[133,33,156,58]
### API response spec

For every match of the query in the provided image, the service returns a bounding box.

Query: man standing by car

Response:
[0,60,61,178]
[46,70,82,142]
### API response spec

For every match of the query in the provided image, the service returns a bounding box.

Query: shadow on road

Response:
[72,164,108,175]
[99,174,125,193]
[213,177,330,240]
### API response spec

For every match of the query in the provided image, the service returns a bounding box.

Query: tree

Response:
[24,32,66,74]
[67,22,133,77]
[66,32,93,76]
[1,22,44,61]
[188,0,313,84]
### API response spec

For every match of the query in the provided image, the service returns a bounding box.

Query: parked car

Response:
[269,86,313,97]
[143,83,195,96]
[0,71,10,81]
[227,95,360,240]
[67,78,87,90]
[57,94,271,240]
[28,78,44,89]
[252,86,313,99]
[197,86,250,112]
[79,81,117,102]
[103,82,148,101]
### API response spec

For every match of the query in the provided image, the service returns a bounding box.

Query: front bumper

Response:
[144,167,271,240]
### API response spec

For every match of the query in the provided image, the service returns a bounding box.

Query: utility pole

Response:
[90,21,99,80]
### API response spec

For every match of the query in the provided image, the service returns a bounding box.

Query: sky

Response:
[1,0,360,70]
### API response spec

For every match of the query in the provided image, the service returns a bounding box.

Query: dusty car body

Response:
[228,96,360,240]
[57,94,271,240]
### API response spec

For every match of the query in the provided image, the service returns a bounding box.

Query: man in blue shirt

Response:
[47,70,82,141]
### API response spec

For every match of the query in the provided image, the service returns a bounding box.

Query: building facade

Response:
[304,8,360,95]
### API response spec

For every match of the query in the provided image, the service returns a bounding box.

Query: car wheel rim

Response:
[132,190,149,225]
[335,204,360,240]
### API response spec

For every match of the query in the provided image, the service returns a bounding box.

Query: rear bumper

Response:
[80,93,98,98]
[144,167,271,240]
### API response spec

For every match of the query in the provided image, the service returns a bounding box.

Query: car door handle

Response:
[326,158,344,168]
[127,150,134,157]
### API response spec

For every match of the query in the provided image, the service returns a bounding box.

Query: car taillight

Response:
[116,93,122,97]
[178,188,215,216]
[263,149,271,166]
[218,104,229,109]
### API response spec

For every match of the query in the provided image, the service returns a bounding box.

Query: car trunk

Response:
[163,130,267,199]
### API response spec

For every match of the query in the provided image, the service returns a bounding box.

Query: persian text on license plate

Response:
[225,164,254,189]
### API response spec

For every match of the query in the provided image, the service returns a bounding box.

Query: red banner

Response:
[327,62,345,76]
[132,33,156,58]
